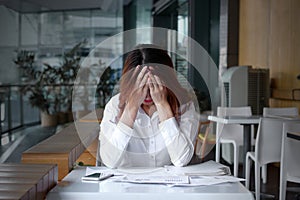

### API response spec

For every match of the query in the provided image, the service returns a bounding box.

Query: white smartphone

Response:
[82,173,114,181]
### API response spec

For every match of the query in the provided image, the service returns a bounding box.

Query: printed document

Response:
[84,160,243,186]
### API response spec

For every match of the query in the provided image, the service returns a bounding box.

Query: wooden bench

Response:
[21,111,100,180]
[76,137,99,166]
[0,163,57,200]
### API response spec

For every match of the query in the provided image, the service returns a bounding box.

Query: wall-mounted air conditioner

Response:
[221,66,270,115]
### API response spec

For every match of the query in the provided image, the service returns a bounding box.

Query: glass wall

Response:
[0,2,123,141]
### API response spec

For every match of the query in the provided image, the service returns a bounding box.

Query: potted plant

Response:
[14,41,86,126]
[14,50,58,126]
[47,40,86,123]
[21,64,60,126]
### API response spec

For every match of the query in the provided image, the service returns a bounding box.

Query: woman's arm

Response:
[119,66,149,128]
[148,73,199,166]
[100,67,150,168]
[99,96,134,168]
[159,101,199,167]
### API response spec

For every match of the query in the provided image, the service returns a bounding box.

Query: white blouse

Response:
[99,93,199,168]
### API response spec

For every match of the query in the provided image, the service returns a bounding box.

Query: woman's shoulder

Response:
[109,93,120,102]
[105,93,120,110]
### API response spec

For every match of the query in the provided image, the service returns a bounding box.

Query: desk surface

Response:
[47,166,254,200]
[208,115,261,124]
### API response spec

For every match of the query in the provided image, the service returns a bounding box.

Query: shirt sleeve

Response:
[99,96,133,168]
[159,101,199,167]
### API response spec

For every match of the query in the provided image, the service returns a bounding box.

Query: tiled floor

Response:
[1,125,300,200]
[249,164,300,200]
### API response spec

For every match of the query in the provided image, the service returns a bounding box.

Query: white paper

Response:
[164,160,231,176]
[84,161,242,186]
[170,175,244,187]
[119,175,190,184]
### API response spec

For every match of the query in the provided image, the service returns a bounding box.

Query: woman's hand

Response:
[148,72,168,105]
[120,65,149,127]
[148,71,173,121]
[128,65,149,107]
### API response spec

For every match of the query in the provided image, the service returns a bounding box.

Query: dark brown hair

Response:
[118,44,190,121]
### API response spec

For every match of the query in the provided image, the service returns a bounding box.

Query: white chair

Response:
[245,117,284,200]
[261,107,299,183]
[216,106,252,177]
[279,122,300,200]
[263,107,298,117]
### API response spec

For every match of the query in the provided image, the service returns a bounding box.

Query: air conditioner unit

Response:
[221,66,270,115]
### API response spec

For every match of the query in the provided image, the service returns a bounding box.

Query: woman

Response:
[99,44,199,168]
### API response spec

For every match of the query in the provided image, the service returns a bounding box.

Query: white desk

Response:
[47,166,254,200]
[208,115,261,177]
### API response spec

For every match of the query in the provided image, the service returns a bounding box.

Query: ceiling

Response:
[0,0,122,13]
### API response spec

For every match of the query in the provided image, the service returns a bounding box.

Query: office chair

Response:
[245,117,285,200]
[279,122,300,200]
[261,107,299,183]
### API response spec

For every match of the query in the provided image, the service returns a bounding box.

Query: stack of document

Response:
[84,160,243,186]
[120,175,190,184]
[185,175,244,187]
[164,160,231,176]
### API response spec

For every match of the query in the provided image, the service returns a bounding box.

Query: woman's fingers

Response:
[139,71,149,89]
[132,65,141,78]
[153,75,164,90]
[147,73,155,90]
[149,73,164,90]
[148,79,154,91]
[136,66,148,85]
[133,66,149,99]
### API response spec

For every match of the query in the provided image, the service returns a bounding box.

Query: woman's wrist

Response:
[156,101,173,122]
[119,102,139,128]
